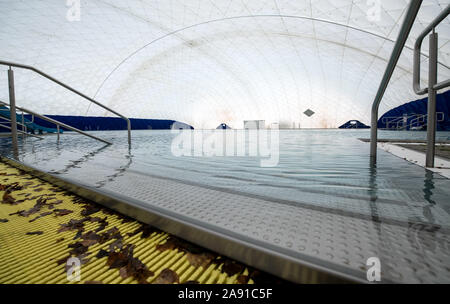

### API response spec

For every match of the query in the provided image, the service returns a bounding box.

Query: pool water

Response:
[1,129,450,283]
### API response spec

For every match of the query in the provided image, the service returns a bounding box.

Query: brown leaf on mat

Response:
[26,231,43,235]
[2,191,16,205]
[107,250,129,269]
[58,218,89,232]
[0,218,8,223]
[237,275,250,284]
[96,249,109,259]
[53,209,73,216]
[153,269,179,284]
[84,281,103,284]
[68,242,89,255]
[185,252,214,268]
[55,237,65,243]
[80,205,101,216]
[19,197,48,217]
[221,260,245,277]
[105,244,153,283]
[108,239,123,252]
[156,237,203,254]
[119,266,130,279]
[29,211,53,222]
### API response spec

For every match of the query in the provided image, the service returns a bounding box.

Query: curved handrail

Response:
[0,60,131,148]
[369,0,423,163]
[413,5,450,95]
[0,100,112,145]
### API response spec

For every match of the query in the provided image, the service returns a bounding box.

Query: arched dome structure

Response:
[0,0,449,129]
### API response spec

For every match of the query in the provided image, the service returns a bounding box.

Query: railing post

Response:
[21,112,26,138]
[127,119,131,149]
[57,125,60,142]
[8,68,19,156]
[426,30,438,168]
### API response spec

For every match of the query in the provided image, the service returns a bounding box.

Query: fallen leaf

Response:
[237,275,249,284]
[2,191,16,205]
[119,266,129,279]
[68,242,89,255]
[185,252,214,268]
[29,211,53,222]
[81,205,101,216]
[153,269,179,284]
[84,281,103,284]
[96,249,109,259]
[26,231,43,235]
[221,260,244,277]
[0,218,9,223]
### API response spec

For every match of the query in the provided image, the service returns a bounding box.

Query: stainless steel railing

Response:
[369,0,423,164]
[412,5,450,167]
[0,60,131,150]
[0,100,111,145]
[370,2,450,167]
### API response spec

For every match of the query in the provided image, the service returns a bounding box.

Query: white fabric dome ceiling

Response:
[0,0,449,129]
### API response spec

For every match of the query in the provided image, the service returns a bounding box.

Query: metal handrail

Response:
[0,125,44,140]
[409,112,444,129]
[413,5,450,95]
[0,100,112,145]
[370,0,423,164]
[0,60,131,148]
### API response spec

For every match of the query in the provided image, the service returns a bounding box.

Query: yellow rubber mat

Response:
[0,161,280,284]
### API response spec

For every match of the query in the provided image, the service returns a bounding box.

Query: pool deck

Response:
[377,142,450,178]
[0,160,282,284]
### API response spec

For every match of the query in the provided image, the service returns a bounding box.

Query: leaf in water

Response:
[153,269,179,284]
[26,231,43,235]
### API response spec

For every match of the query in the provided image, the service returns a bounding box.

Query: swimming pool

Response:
[1,129,450,283]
